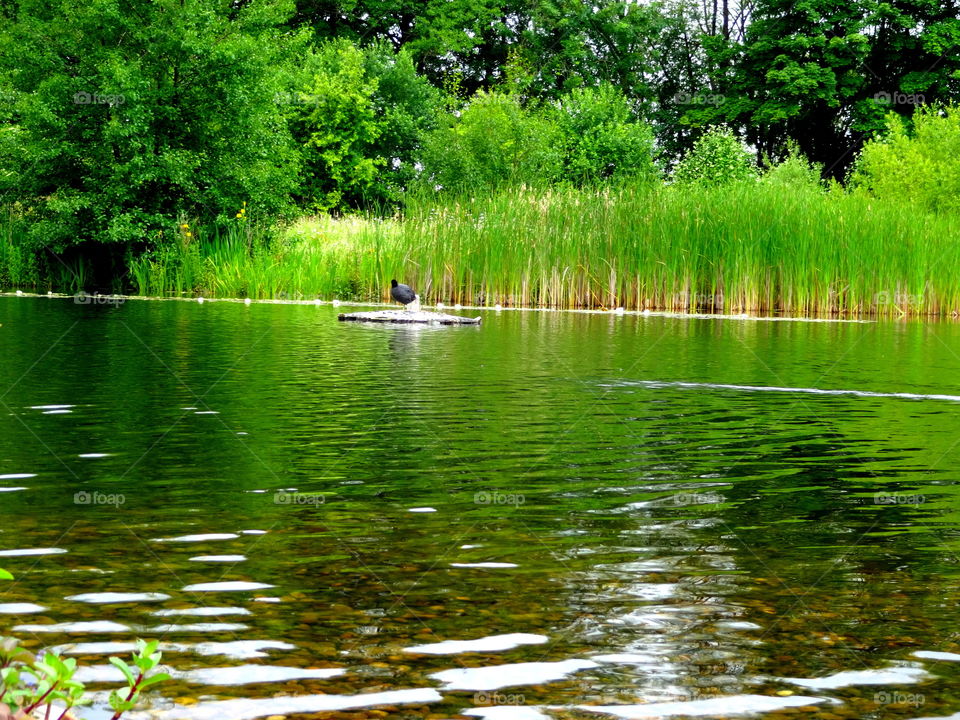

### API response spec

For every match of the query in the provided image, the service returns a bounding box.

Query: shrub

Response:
[762,143,824,190]
[850,103,960,214]
[553,84,659,185]
[420,91,563,193]
[292,39,440,211]
[672,126,757,186]
[0,0,302,254]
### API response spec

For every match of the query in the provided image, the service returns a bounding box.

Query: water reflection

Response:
[2,297,960,718]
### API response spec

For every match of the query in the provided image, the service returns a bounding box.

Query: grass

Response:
[4,180,960,316]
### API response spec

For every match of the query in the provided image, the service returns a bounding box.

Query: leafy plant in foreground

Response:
[0,570,168,719]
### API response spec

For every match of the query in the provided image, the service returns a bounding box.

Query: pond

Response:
[1,295,960,720]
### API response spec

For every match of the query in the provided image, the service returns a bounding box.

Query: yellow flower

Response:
[185,231,192,237]
[236,212,242,218]
[180,223,189,229]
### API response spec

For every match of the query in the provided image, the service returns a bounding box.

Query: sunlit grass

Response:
[4,182,960,316]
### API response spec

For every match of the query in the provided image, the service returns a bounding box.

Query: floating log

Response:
[338,310,481,325]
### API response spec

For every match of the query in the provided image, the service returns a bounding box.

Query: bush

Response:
[762,143,824,190]
[672,126,757,186]
[553,84,659,185]
[292,39,440,211]
[420,91,563,193]
[850,104,960,214]
[0,0,302,253]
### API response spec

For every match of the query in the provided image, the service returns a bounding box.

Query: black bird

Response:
[390,279,419,311]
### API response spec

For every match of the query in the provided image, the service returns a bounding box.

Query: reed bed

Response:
[4,182,960,316]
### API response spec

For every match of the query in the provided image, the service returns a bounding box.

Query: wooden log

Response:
[338,310,481,325]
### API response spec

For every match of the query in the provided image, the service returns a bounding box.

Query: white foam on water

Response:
[0,603,47,614]
[592,653,661,664]
[450,562,518,569]
[565,694,838,718]
[180,664,345,686]
[405,633,548,655]
[0,487,27,492]
[779,665,931,689]
[183,581,274,592]
[148,623,250,633]
[152,606,252,617]
[0,473,36,480]
[252,597,281,603]
[617,379,960,404]
[914,650,960,662]
[14,621,130,633]
[0,547,67,557]
[42,409,72,414]
[78,453,111,458]
[193,640,295,659]
[189,555,247,562]
[29,405,74,410]
[138,687,442,720]
[431,659,599,690]
[195,410,220,415]
[240,529,268,534]
[153,533,240,543]
[66,592,170,604]
[409,507,437,513]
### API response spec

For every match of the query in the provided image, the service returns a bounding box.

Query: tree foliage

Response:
[0,0,303,251]
[672,126,756,186]
[851,104,960,214]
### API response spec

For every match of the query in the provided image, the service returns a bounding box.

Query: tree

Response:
[691,0,960,177]
[672,125,756,185]
[851,104,960,214]
[420,90,563,192]
[0,0,303,255]
[553,84,658,184]
[291,39,440,211]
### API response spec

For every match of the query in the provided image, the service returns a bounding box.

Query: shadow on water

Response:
[1,296,959,718]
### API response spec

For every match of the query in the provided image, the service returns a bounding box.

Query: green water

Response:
[2,296,960,720]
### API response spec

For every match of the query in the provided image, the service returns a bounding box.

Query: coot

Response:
[390,279,418,310]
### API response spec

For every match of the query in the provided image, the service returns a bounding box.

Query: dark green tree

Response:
[0,0,303,253]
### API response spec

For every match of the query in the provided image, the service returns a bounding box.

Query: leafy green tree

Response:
[691,0,960,177]
[672,125,756,186]
[420,90,563,193]
[0,0,302,254]
[553,84,658,184]
[851,104,960,214]
[762,142,824,190]
[291,39,439,210]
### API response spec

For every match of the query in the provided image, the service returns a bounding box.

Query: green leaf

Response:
[108,657,137,686]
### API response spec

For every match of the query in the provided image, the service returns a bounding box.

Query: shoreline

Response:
[0,290,897,323]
